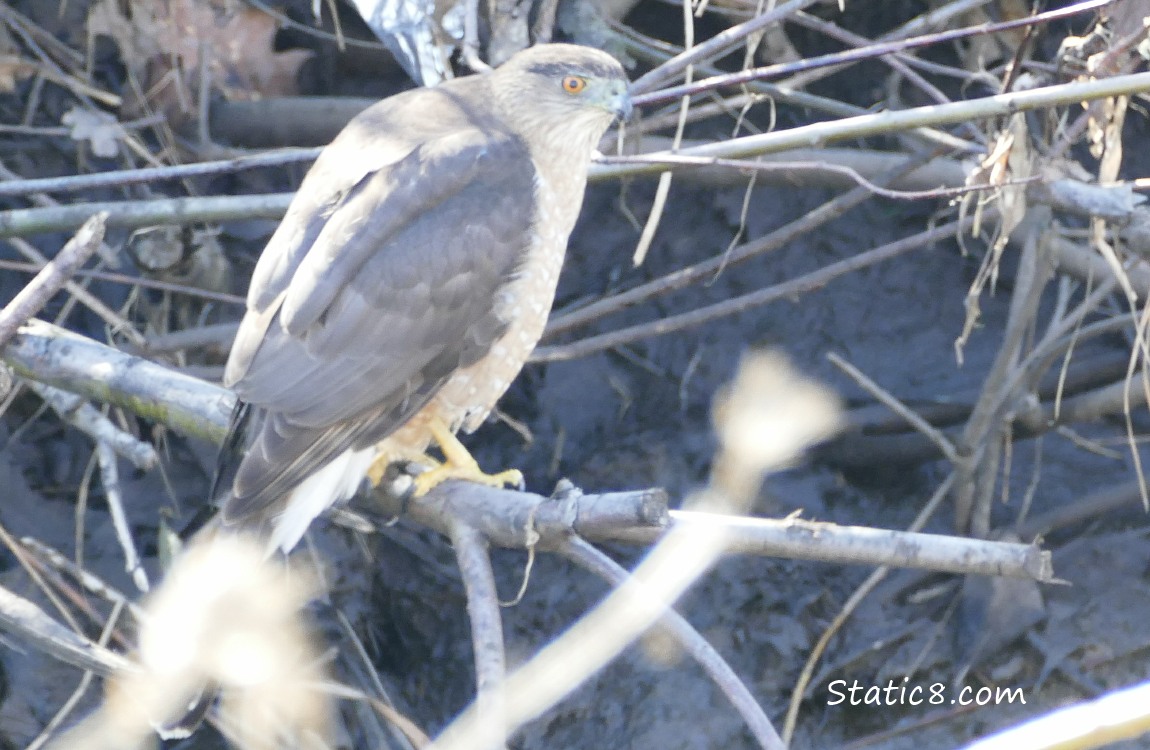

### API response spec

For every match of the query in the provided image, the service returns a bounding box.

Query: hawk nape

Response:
[212,43,632,553]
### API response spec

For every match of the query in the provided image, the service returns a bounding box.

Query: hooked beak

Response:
[611,85,633,122]
[600,79,632,122]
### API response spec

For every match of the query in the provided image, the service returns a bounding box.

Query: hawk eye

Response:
[562,75,588,94]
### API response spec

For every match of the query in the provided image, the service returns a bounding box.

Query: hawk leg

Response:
[365,417,524,495]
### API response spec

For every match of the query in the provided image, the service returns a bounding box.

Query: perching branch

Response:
[1,318,1052,580]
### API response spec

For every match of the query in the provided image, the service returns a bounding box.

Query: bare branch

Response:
[1,319,233,444]
[24,380,158,470]
[596,72,1150,182]
[0,148,321,197]
[559,536,783,749]
[0,582,134,678]
[98,442,150,593]
[0,318,1051,580]
[535,216,978,362]
[448,520,506,747]
[0,193,291,238]
[0,213,106,346]
[634,0,1111,105]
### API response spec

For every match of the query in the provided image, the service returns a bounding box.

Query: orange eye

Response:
[562,75,587,94]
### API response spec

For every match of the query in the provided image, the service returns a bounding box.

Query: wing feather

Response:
[220,128,536,521]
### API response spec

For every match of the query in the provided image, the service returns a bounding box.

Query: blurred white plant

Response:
[711,351,843,506]
[434,350,842,750]
[51,534,332,750]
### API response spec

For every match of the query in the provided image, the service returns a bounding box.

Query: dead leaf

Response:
[955,114,1033,363]
[0,56,36,92]
[86,0,312,126]
[0,23,35,92]
[62,107,126,158]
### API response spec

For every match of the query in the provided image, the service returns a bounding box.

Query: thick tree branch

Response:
[0,319,233,444]
[0,320,1051,580]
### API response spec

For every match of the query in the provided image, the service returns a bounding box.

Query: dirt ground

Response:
[2,0,1150,748]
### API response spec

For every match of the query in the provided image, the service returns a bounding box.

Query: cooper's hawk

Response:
[213,44,631,553]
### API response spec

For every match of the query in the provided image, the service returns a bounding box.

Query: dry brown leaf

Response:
[87,0,312,125]
[0,22,35,93]
[955,114,1033,364]
[932,0,1030,72]
[0,55,36,92]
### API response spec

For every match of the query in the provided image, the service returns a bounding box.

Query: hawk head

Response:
[489,44,631,152]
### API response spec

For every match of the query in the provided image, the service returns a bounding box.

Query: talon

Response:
[411,461,524,496]
[410,419,525,496]
[368,452,438,488]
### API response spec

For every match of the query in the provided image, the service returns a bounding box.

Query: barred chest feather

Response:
[387,148,591,448]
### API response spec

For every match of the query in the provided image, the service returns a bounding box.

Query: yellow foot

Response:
[411,418,524,496]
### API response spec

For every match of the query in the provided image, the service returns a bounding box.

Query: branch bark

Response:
[0,213,106,346]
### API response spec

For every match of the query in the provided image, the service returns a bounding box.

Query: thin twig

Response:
[331,609,423,749]
[448,520,507,748]
[789,10,985,143]
[782,474,955,744]
[0,147,321,197]
[559,535,783,749]
[611,23,978,154]
[535,215,975,362]
[634,0,1111,106]
[602,151,1001,201]
[5,235,147,348]
[20,537,146,620]
[827,352,962,466]
[23,380,158,470]
[97,441,150,593]
[0,213,107,347]
[549,152,940,339]
[630,0,824,94]
[313,680,431,747]
[0,259,246,306]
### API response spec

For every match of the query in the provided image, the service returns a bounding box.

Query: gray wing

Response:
[220,127,536,522]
